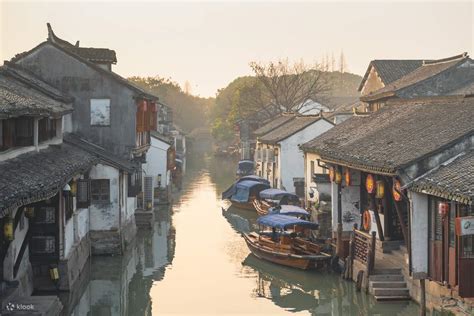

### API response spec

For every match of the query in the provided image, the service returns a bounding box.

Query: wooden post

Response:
[365,247,372,294]
[393,199,408,244]
[371,194,385,241]
[33,117,39,151]
[370,231,376,273]
[336,167,343,257]
[420,278,426,316]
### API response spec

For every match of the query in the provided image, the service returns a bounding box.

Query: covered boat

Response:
[268,205,309,219]
[253,188,300,216]
[237,175,270,185]
[236,160,255,177]
[243,214,331,270]
[222,180,271,210]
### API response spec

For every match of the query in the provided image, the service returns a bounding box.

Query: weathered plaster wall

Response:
[304,152,330,204]
[409,191,429,277]
[16,44,137,159]
[360,66,385,96]
[89,164,120,231]
[3,208,33,296]
[145,137,170,189]
[280,120,333,193]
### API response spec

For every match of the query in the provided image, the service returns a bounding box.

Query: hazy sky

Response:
[1,1,472,97]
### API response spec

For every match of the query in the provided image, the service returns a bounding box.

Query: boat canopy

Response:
[237,160,255,176]
[257,214,319,230]
[237,175,270,185]
[259,189,298,201]
[269,205,309,217]
[231,180,270,203]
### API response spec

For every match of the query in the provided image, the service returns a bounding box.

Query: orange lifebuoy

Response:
[363,210,371,231]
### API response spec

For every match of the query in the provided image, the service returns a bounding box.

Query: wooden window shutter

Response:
[76,179,90,208]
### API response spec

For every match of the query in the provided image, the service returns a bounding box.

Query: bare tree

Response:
[249,59,328,113]
[339,50,347,73]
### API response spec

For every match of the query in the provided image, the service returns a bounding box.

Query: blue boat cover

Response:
[268,205,309,217]
[259,188,298,200]
[257,214,319,230]
[229,180,270,203]
[237,175,270,185]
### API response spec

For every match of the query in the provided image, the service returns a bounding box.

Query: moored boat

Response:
[243,214,331,270]
[253,189,300,216]
[222,176,271,210]
[236,160,255,178]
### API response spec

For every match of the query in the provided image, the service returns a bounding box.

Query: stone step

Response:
[370,281,407,289]
[374,295,411,301]
[369,274,404,282]
[373,287,409,297]
[372,268,402,275]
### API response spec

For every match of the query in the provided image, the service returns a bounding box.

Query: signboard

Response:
[456,216,474,236]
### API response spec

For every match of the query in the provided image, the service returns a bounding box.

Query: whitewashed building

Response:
[255,114,334,195]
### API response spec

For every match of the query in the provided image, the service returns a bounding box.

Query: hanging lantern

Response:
[334,169,342,184]
[25,206,35,219]
[344,168,351,186]
[70,180,77,197]
[366,174,375,193]
[49,265,59,281]
[375,180,385,199]
[4,216,14,241]
[392,179,402,201]
[438,202,450,217]
[329,167,335,182]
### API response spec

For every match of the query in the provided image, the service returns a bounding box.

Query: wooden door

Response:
[458,204,474,297]
[429,198,443,282]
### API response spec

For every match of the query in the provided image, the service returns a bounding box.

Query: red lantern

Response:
[329,167,335,182]
[438,202,450,218]
[366,174,375,193]
[344,168,351,186]
[393,179,402,201]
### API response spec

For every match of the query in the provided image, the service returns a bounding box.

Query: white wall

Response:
[3,207,29,281]
[304,152,331,203]
[410,191,429,277]
[279,120,334,193]
[89,164,121,231]
[145,137,170,189]
[64,219,75,258]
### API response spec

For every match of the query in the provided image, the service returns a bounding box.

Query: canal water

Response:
[65,144,421,315]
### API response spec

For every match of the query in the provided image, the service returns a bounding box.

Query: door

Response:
[429,197,443,282]
[458,204,474,297]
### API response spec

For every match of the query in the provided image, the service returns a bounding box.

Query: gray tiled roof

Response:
[253,114,295,136]
[259,115,324,144]
[0,64,73,119]
[361,54,470,102]
[47,23,117,63]
[301,96,474,174]
[359,60,424,91]
[0,143,98,214]
[64,134,136,172]
[410,150,474,205]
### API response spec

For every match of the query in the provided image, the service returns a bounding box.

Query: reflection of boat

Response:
[243,214,331,270]
[242,254,333,313]
[253,189,300,216]
[222,177,270,210]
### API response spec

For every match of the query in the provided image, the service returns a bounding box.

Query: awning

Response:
[257,214,319,230]
[259,188,298,201]
[269,205,309,217]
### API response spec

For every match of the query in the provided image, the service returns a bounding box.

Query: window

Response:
[38,118,57,142]
[428,197,443,241]
[310,161,315,176]
[90,99,111,126]
[91,179,110,203]
[1,118,34,151]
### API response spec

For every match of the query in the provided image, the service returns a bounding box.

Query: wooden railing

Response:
[354,229,371,264]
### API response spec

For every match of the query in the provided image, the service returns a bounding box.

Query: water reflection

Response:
[64,145,420,315]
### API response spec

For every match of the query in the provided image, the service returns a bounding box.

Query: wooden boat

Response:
[253,189,301,216]
[243,214,331,270]
[236,160,255,178]
[222,176,270,211]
